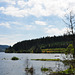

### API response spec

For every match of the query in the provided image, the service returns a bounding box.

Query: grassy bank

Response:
[31,59,60,61]
[41,48,66,53]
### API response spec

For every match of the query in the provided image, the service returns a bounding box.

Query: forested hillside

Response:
[5,35,74,53]
[0,45,9,52]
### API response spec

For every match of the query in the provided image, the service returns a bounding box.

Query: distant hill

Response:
[5,35,74,53]
[0,45,9,52]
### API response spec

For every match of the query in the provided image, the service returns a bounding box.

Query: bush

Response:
[65,44,74,54]
[41,67,49,72]
[11,56,19,60]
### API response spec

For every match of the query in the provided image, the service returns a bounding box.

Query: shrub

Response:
[11,56,19,60]
[65,44,74,54]
[41,67,49,72]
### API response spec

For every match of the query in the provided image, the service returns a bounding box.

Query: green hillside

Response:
[5,35,74,53]
[0,45,9,52]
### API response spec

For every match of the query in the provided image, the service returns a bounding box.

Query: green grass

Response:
[41,67,49,72]
[42,48,66,53]
[31,59,60,61]
[54,67,75,75]
[11,56,19,60]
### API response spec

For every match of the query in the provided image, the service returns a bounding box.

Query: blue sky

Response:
[0,0,75,46]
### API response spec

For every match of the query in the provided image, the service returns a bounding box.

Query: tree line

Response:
[5,34,74,53]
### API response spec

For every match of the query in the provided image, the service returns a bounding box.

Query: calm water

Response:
[0,52,68,75]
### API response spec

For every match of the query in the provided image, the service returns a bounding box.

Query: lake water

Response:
[0,52,68,75]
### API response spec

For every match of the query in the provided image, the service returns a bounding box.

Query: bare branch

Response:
[62,19,70,26]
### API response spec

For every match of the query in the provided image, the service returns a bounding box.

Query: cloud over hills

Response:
[0,0,75,45]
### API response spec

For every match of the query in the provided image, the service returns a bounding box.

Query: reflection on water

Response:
[0,52,68,75]
[25,59,34,75]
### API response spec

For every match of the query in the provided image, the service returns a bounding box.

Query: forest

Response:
[5,34,74,53]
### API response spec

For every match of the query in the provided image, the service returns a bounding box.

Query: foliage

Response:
[62,59,75,75]
[41,67,49,72]
[54,66,75,75]
[11,56,19,60]
[49,65,75,75]
[65,44,74,54]
[62,59,75,68]
[62,67,75,74]
[33,45,42,53]
[5,35,74,53]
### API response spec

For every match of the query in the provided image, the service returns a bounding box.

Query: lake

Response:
[0,52,68,75]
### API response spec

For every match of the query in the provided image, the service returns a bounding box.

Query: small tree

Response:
[63,11,75,58]
[65,44,74,55]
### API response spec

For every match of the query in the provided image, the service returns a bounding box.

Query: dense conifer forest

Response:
[5,35,74,53]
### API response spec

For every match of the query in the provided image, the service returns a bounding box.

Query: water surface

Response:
[0,52,68,75]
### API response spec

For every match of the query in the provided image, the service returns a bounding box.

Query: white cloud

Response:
[0,33,36,46]
[35,21,47,25]
[0,7,5,11]
[0,34,25,46]
[0,37,14,46]
[0,21,21,29]
[45,27,68,36]
[2,6,29,17]
[24,25,36,30]
[0,0,16,5]
[17,0,27,8]
[0,22,11,28]
[11,22,20,25]
[0,0,75,17]
[48,25,53,28]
